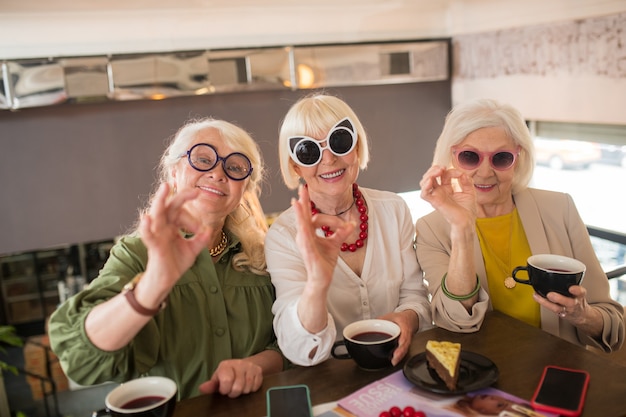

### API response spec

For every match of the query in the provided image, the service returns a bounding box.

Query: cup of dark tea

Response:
[331,319,400,370]
[512,254,586,298]
[92,376,177,417]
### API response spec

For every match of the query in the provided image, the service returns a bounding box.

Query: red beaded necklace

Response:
[310,183,369,252]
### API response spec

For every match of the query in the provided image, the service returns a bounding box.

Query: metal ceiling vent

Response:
[293,41,448,89]
[108,51,211,100]
[1,58,66,110]
[61,56,110,102]
[0,40,449,110]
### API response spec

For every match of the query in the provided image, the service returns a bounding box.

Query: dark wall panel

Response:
[0,82,450,254]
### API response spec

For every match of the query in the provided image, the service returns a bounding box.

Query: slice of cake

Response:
[425,340,461,390]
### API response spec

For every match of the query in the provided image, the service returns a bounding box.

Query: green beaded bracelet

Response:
[440,273,480,301]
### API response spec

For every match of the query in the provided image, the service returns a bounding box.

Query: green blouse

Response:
[48,235,280,399]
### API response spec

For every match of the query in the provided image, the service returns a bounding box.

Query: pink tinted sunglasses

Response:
[452,147,520,171]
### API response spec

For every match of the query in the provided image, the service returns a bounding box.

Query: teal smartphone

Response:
[266,384,313,417]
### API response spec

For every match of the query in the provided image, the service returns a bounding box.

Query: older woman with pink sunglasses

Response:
[416,98,623,352]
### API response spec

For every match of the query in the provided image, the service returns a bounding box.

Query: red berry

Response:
[402,406,415,417]
[413,411,426,417]
[389,406,402,417]
[378,412,391,417]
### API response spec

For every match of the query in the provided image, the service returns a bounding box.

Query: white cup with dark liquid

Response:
[92,376,177,417]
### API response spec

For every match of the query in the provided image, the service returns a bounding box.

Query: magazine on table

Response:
[319,370,557,417]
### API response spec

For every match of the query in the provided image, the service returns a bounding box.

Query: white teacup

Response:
[92,376,177,417]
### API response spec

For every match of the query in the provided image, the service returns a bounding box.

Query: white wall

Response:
[1,0,626,125]
[0,0,451,59]
[446,0,626,35]
[1,0,625,59]
[452,10,626,125]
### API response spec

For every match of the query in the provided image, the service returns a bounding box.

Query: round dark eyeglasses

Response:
[183,143,253,181]
[288,117,358,167]
[453,147,520,171]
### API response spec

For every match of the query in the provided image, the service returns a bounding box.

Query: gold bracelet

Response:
[122,273,167,316]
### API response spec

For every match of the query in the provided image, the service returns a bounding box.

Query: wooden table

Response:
[173,311,626,417]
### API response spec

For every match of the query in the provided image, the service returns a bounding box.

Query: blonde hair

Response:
[143,117,268,275]
[432,98,535,194]
[278,93,370,190]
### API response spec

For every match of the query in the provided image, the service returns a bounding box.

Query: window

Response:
[529,121,626,235]
[529,121,626,301]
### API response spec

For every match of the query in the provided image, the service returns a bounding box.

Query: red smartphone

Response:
[531,365,590,417]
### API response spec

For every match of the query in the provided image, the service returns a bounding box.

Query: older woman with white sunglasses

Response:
[266,93,431,366]
[416,98,623,352]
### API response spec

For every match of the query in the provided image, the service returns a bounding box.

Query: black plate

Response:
[403,351,499,395]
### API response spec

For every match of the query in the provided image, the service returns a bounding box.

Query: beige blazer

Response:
[416,187,624,352]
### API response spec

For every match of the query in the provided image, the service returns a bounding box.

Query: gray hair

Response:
[159,118,264,196]
[432,98,535,194]
[146,117,268,275]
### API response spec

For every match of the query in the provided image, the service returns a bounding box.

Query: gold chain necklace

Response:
[476,213,516,290]
[209,231,228,257]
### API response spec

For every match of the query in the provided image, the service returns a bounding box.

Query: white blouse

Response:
[266,187,432,366]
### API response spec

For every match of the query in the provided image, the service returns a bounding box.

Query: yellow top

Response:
[426,340,461,377]
[476,208,540,327]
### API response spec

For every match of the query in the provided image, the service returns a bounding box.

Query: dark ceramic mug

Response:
[92,376,177,417]
[331,319,400,371]
[512,254,586,298]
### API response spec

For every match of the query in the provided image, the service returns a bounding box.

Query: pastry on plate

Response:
[425,340,461,390]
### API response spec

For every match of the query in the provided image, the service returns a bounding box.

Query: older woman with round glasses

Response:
[49,118,284,399]
[266,93,431,366]
[416,98,623,351]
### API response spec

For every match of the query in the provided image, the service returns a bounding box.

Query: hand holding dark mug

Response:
[92,376,177,417]
[331,319,400,371]
[512,254,586,298]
